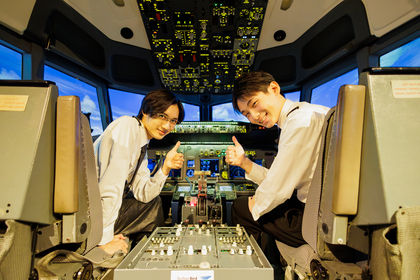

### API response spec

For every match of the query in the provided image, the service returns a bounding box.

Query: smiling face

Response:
[237,82,285,128]
[142,104,179,140]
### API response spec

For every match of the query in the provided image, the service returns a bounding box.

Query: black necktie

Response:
[123,145,147,198]
[138,145,147,163]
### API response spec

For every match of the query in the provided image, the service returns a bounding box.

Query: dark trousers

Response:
[114,194,164,243]
[232,195,306,248]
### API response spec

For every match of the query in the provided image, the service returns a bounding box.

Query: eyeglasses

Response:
[153,113,179,125]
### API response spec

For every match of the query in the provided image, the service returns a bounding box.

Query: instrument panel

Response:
[149,143,270,182]
[114,225,273,279]
[137,0,268,94]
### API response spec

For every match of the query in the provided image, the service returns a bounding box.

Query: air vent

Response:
[111,55,155,86]
[302,16,355,69]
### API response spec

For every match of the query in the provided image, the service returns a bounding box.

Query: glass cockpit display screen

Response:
[219,184,232,191]
[200,159,219,177]
[177,186,191,192]
[229,165,245,178]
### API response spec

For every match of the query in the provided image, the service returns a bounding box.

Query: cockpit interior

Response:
[1,1,420,280]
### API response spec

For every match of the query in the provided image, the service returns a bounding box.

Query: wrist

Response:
[242,157,253,174]
[161,164,170,176]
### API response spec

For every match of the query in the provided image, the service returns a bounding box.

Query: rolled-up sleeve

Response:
[131,156,168,203]
[250,110,325,221]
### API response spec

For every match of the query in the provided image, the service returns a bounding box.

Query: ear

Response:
[270,81,280,95]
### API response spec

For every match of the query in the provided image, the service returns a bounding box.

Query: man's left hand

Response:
[162,141,184,175]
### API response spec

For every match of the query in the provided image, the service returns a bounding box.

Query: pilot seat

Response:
[276,68,420,280]
[0,81,124,280]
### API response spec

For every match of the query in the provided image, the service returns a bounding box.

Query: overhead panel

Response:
[137,0,268,94]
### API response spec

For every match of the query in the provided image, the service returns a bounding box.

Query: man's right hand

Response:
[98,234,128,255]
[226,136,245,166]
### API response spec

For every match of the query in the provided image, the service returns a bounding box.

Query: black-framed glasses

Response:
[153,113,179,125]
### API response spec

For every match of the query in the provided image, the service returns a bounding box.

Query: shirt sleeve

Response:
[251,110,325,221]
[131,154,168,203]
[246,162,268,185]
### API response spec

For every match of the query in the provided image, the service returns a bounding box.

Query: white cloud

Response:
[213,106,230,120]
[0,68,20,79]
[90,115,101,121]
[81,95,98,114]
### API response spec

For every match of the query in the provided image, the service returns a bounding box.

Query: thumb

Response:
[173,141,181,151]
[232,136,240,147]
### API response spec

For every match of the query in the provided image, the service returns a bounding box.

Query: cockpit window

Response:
[284,91,301,102]
[109,88,199,122]
[182,103,200,121]
[0,43,22,80]
[44,65,103,136]
[212,102,249,122]
[380,36,420,67]
[311,68,358,108]
[109,88,145,121]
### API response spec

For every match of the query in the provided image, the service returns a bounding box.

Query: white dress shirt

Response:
[93,116,168,245]
[246,99,330,221]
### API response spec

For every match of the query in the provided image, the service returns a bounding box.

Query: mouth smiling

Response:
[259,113,267,124]
[158,129,167,135]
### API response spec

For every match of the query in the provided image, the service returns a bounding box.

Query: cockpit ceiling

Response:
[1,0,419,95]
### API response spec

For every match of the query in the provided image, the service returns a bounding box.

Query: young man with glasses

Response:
[94,89,185,255]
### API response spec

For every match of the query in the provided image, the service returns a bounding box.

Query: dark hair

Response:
[232,70,283,113]
[137,89,185,122]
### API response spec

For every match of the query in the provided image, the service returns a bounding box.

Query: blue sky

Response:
[44,66,103,135]
[109,88,200,121]
[212,102,249,122]
[311,68,359,108]
[380,36,420,67]
[0,44,22,79]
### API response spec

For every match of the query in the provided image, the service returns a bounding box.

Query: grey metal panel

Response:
[354,71,420,225]
[0,84,58,224]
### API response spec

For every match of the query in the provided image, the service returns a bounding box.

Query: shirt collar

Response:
[278,99,295,129]
[138,120,150,148]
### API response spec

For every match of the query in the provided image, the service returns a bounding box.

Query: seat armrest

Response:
[54,95,80,214]
[331,85,365,215]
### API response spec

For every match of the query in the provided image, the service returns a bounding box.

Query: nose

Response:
[162,120,171,130]
[249,110,259,121]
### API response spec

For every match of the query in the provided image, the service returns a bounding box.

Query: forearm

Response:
[240,156,254,174]
[161,164,171,176]
[132,165,167,202]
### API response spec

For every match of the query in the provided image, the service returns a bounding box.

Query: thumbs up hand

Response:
[162,141,184,176]
[226,136,246,167]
